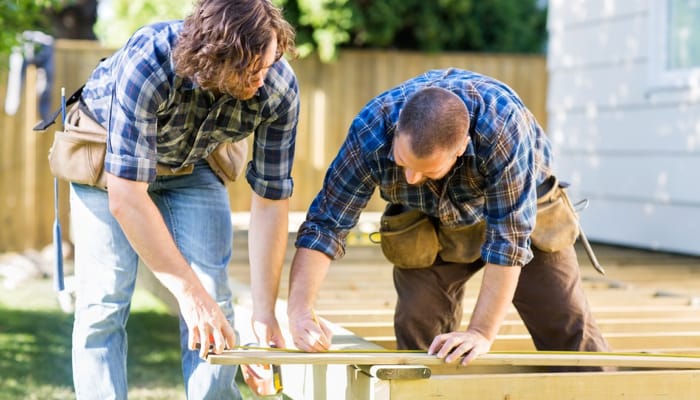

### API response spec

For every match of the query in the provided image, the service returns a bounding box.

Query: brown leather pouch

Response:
[378,204,439,268]
[531,176,579,252]
[437,220,486,263]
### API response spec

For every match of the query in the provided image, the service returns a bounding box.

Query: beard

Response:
[225,84,259,100]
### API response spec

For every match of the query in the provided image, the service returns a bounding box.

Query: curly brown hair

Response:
[173,0,296,92]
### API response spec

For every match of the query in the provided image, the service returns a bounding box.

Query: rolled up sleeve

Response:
[479,108,538,267]
[246,61,299,200]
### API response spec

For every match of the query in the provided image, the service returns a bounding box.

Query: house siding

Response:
[547,0,700,254]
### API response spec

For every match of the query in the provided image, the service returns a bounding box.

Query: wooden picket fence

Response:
[0,40,547,252]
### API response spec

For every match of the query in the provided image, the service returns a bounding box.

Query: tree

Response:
[94,0,194,48]
[0,0,100,61]
[89,0,545,62]
[0,0,58,58]
[49,0,99,40]
[283,0,547,61]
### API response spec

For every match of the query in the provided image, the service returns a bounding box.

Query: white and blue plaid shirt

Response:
[296,68,553,266]
[81,21,299,199]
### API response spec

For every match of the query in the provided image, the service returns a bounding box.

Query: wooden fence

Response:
[0,40,547,252]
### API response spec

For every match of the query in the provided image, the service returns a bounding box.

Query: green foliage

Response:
[351,0,546,53]
[0,0,61,58]
[277,0,357,61]
[0,0,546,65]
[281,0,546,61]
[91,0,546,63]
[94,0,195,48]
[91,0,545,62]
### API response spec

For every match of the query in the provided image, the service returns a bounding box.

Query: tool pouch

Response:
[437,220,486,264]
[205,139,248,185]
[48,104,108,189]
[531,176,579,252]
[46,104,248,189]
[378,204,439,268]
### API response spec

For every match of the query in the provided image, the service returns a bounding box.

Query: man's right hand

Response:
[251,313,286,350]
[288,309,333,352]
[178,286,237,360]
[107,173,237,359]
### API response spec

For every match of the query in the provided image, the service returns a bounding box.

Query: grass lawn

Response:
[0,274,256,400]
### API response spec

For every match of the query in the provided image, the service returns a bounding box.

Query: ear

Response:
[456,134,469,156]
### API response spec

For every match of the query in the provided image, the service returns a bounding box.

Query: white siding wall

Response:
[547,0,700,254]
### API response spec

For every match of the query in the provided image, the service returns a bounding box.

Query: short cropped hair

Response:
[396,87,470,158]
[173,0,296,92]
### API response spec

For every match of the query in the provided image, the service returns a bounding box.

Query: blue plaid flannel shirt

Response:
[81,21,299,200]
[295,68,553,266]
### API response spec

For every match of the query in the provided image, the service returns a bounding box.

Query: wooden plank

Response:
[368,331,700,352]
[317,304,700,324]
[343,317,700,337]
[389,369,700,400]
[208,350,700,370]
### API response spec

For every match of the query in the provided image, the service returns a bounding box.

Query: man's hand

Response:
[106,173,237,360]
[287,248,334,351]
[178,286,237,360]
[428,263,520,365]
[288,309,332,352]
[427,329,492,366]
[251,313,286,350]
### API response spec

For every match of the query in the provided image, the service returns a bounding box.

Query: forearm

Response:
[106,173,202,298]
[287,247,331,316]
[248,192,289,317]
[468,263,521,341]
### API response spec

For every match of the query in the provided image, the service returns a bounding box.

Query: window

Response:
[649,0,700,89]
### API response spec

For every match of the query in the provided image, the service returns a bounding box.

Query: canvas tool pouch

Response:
[205,139,248,184]
[47,104,248,188]
[48,103,108,189]
[530,175,580,252]
[378,204,440,268]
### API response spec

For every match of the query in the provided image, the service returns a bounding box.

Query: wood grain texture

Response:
[208,350,700,370]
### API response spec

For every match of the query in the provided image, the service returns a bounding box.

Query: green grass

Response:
[0,271,273,400]
[0,278,187,399]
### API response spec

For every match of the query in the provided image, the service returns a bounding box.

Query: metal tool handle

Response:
[53,87,66,291]
[561,188,606,275]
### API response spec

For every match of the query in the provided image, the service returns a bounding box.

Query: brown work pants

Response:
[393,245,611,370]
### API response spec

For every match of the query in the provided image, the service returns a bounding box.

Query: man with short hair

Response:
[285,68,611,368]
[69,0,299,398]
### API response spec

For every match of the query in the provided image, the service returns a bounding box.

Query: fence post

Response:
[22,64,38,250]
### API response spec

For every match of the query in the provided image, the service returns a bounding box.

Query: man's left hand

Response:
[427,329,492,366]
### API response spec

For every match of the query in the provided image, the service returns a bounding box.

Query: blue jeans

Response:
[70,161,241,399]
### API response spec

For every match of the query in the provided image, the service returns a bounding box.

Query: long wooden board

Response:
[384,369,700,400]
[207,350,700,370]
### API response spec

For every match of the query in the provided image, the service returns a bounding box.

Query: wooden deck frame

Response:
[356,369,700,400]
[210,349,700,399]
[219,242,700,399]
[209,349,700,370]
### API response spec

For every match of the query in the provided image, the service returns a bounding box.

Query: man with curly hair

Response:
[69,0,298,398]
